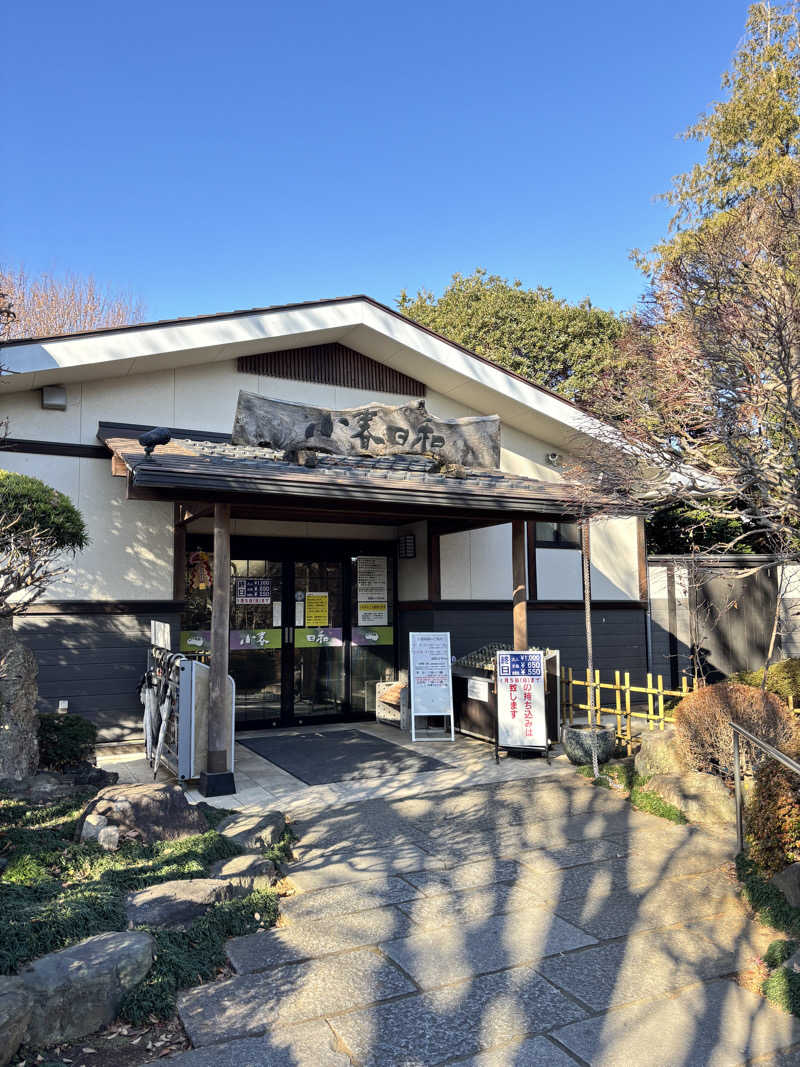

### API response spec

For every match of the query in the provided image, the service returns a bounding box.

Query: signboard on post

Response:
[151,620,171,650]
[409,632,455,742]
[496,650,547,755]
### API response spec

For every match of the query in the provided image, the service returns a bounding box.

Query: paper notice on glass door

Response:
[358,602,388,625]
[357,556,387,601]
[272,601,282,627]
[305,592,329,627]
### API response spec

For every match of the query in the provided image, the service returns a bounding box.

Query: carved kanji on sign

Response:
[232,392,501,468]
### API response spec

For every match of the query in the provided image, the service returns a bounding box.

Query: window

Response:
[535,521,581,549]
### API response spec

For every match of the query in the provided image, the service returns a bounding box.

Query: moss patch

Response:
[0,790,291,1021]
[576,763,688,824]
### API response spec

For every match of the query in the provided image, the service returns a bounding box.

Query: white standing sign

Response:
[409,631,455,742]
[496,650,547,749]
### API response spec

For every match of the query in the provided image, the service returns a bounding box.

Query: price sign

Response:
[496,650,547,749]
[235,578,272,604]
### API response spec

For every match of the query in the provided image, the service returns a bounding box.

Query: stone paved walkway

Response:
[150,772,800,1066]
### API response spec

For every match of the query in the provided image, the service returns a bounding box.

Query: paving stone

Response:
[538,924,742,1010]
[552,978,800,1067]
[226,905,413,972]
[208,853,279,890]
[279,875,419,922]
[552,870,739,938]
[381,908,595,989]
[217,810,286,850]
[401,858,523,896]
[328,966,587,1067]
[287,845,445,890]
[459,1035,579,1066]
[396,881,543,929]
[178,947,415,1047]
[143,1020,349,1066]
[517,836,632,871]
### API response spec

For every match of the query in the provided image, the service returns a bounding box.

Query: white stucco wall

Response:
[0,450,173,600]
[0,362,641,605]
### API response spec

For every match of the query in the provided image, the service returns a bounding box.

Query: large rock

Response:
[216,811,286,851]
[635,729,686,777]
[19,930,154,1047]
[125,877,248,928]
[0,620,38,781]
[75,782,208,844]
[646,770,735,826]
[0,977,33,1066]
[771,862,800,909]
[208,853,279,891]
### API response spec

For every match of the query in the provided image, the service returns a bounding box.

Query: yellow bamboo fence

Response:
[559,667,798,745]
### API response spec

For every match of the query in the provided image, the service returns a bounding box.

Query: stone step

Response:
[279,875,418,923]
[286,844,445,892]
[327,964,587,1067]
[177,946,415,1048]
[124,878,248,929]
[379,907,596,991]
[143,1020,349,1066]
[226,905,414,973]
[538,922,750,1011]
[552,978,800,1067]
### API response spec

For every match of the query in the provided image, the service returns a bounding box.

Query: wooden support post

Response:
[512,520,528,650]
[172,504,186,602]
[200,502,235,797]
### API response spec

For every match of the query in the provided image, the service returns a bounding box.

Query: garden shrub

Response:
[746,746,800,876]
[0,470,87,550]
[732,658,800,704]
[674,682,795,778]
[37,713,97,770]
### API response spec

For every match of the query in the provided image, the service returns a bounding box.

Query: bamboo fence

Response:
[559,667,798,743]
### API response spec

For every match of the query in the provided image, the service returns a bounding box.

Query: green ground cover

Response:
[576,762,688,824]
[0,790,290,1023]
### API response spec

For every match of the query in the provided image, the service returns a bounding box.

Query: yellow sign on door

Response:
[305,592,329,627]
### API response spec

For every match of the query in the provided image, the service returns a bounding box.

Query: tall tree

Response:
[571,1,800,674]
[0,265,144,340]
[398,269,623,406]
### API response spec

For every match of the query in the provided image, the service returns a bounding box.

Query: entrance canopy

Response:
[98,420,606,530]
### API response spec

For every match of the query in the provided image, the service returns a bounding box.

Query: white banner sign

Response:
[409,631,453,718]
[496,650,547,749]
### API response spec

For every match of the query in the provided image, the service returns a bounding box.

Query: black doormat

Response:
[237,729,448,785]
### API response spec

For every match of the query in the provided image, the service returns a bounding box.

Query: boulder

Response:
[125,877,247,928]
[216,811,286,851]
[635,729,686,777]
[0,620,38,781]
[97,825,120,851]
[771,862,800,909]
[75,782,208,844]
[782,945,800,973]
[646,770,735,826]
[20,930,154,1047]
[80,810,108,842]
[0,977,33,1066]
[208,853,279,891]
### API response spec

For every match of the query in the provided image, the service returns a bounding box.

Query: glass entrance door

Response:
[291,560,345,723]
[181,538,396,729]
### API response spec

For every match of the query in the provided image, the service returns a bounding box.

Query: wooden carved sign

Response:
[231,391,501,469]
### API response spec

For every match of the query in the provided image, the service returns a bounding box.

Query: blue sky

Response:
[3,1,748,321]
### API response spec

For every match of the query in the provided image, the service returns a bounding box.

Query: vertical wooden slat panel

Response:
[237,343,425,396]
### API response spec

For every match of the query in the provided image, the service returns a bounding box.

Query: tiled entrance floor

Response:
[99,721,576,817]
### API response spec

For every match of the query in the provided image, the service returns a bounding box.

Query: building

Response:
[0,295,648,761]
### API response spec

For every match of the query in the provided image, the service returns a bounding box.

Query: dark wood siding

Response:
[399,603,648,679]
[14,610,182,742]
[238,343,425,397]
